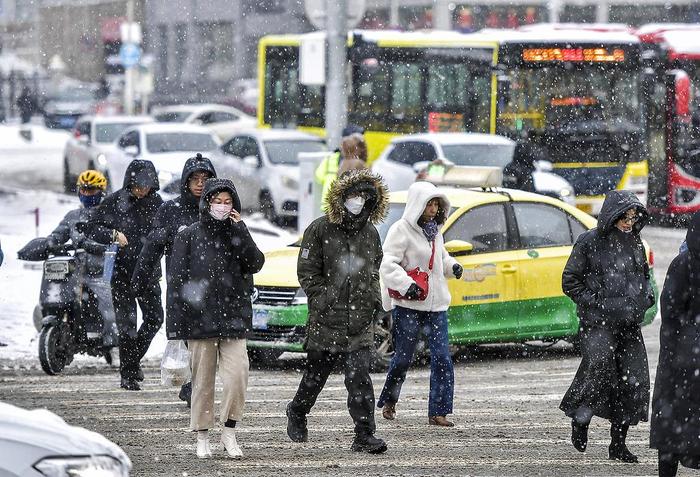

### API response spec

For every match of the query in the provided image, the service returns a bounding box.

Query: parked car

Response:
[43,86,98,130]
[371,133,575,205]
[105,123,220,193]
[209,129,327,221]
[0,402,131,476]
[152,103,256,141]
[246,181,657,367]
[63,115,154,193]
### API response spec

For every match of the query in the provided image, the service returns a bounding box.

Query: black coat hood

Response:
[180,153,217,197]
[597,190,648,235]
[199,178,242,218]
[122,159,160,191]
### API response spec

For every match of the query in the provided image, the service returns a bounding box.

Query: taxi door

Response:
[443,203,521,343]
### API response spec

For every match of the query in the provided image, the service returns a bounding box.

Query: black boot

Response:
[571,420,589,452]
[351,433,387,454]
[286,401,308,443]
[120,377,141,391]
[179,381,192,407]
[135,364,144,382]
[658,452,679,477]
[609,423,638,463]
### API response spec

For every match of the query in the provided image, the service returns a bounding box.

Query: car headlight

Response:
[96,153,107,166]
[35,455,128,477]
[281,175,298,189]
[158,170,174,187]
[291,287,307,305]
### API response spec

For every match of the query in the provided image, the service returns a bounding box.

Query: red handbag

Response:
[388,241,435,301]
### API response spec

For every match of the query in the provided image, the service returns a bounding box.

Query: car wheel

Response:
[63,158,76,193]
[370,311,394,372]
[38,322,71,375]
[248,348,283,369]
[260,191,277,224]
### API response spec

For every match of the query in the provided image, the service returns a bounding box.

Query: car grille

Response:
[254,286,297,306]
[248,325,306,343]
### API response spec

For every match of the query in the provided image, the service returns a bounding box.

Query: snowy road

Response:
[0,124,692,476]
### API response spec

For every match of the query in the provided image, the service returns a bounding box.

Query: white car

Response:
[152,103,256,141]
[371,133,575,204]
[209,129,327,221]
[63,115,154,193]
[0,402,131,476]
[106,123,220,193]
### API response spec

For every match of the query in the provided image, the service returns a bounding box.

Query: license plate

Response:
[252,309,270,330]
[44,262,69,280]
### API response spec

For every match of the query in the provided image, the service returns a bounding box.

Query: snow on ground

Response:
[0,123,297,365]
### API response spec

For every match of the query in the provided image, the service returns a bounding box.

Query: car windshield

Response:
[154,111,192,123]
[441,144,515,168]
[53,88,94,102]
[264,140,327,165]
[146,133,218,153]
[96,123,143,143]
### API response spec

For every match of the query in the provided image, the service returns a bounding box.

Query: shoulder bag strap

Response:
[428,240,436,271]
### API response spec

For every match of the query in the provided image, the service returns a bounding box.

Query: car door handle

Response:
[501,264,518,274]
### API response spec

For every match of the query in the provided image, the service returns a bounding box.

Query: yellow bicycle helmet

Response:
[77,169,107,191]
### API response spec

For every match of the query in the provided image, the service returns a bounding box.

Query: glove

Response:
[404,283,424,300]
[453,263,463,279]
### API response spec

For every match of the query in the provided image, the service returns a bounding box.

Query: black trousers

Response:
[112,276,163,380]
[290,347,376,436]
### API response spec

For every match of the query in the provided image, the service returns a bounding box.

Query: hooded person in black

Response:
[650,212,700,476]
[89,159,164,390]
[561,190,654,463]
[502,141,542,192]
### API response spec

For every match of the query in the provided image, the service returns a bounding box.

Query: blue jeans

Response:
[377,306,454,417]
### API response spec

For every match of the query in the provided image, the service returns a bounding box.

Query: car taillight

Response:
[648,249,654,267]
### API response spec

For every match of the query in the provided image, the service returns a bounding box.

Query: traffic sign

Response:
[119,43,141,68]
[304,0,366,30]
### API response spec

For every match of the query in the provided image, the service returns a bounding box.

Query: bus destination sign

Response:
[522,48,625,62]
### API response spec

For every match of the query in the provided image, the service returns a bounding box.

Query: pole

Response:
[124,0,135,115]
[324,0,348,152]
[547,0,561,23]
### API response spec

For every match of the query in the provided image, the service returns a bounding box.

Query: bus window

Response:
[390,62,423,133]
[264,47,299,127]
[350,59,390,132]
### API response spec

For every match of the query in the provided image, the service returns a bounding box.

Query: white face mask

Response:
[209,203,233,221]
[344,196,366,215]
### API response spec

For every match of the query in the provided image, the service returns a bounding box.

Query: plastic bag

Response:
[101,243,118,283]
[161,340,191,386]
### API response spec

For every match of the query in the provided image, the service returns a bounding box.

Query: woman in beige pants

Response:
[167,178,265,458]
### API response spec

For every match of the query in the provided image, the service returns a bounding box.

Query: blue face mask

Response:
[79,192,102,208]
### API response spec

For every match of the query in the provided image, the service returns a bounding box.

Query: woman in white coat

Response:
[377,181,463,427]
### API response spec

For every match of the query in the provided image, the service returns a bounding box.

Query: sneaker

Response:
[221,427,243,459]
[196,434,212,459]
[179,382,192,408]
[286,402,308,443]
[382,402,396,420]
[351,434,387,454]
[108,348,120,368]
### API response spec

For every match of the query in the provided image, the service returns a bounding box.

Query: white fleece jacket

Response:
[380,181,458,312]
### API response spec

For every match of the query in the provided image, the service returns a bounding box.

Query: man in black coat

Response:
[89,159,164,390]
[651,212,700,476]
[502,141,541,192]
[560,190,654,463]
[131,153,216,404]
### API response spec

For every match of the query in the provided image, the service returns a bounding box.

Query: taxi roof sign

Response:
[424,165,503,189]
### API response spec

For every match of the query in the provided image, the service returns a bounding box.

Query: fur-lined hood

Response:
[324,169,389,225]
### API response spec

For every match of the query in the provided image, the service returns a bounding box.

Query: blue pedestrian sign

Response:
[119,43,141,68]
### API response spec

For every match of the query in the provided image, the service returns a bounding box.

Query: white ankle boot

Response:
[196,431,212,458]
[221,427,243,458]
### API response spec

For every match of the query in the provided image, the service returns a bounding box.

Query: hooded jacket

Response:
[650,212,700,462]
[88,159,163,280]
[380,181,459,312]
[297,169,389,352]
[166,178,264,340]
[45,206,109,276]
[562,190,654,327]
[131,154,217,293]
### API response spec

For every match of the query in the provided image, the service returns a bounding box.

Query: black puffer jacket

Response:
[131,154,217,292]
[88,159,163,280]
[650,212,700,466]
[562,190,654,327]
[166,178,264,340]
[297,169,389,352]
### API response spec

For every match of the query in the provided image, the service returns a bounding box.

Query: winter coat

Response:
[337,157,367,176]
[166,178,265,340]
[562,190,654,327]
[650,212,700,465]
[131,155,217,293]
[88,159,163,281]
[46,207,109,276]
[297,169,389,352]
[380,181,459,313]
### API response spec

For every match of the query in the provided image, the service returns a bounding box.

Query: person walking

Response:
[376,181,462,427]
[286,169,389,454]
[132,153,216,405]
[315,124,364,207]
[650,212,700,476]
[336,133,368,176]
[16,86,37,124]
[561,190,654,462]
[167,178,265,459]
[88,159,164,391]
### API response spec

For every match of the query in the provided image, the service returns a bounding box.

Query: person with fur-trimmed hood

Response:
[286,169,389,454]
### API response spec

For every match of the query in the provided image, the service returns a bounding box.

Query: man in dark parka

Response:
[561,190,654,462]
[651,212,700,476]
[286,169,389,454]
[88,159,164,390]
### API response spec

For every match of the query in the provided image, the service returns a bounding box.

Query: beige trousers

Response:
[188,338,249,431]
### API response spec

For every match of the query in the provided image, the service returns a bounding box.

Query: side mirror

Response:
[242,155,259,168]
[445,240,474,257]
[123,145,138,156]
